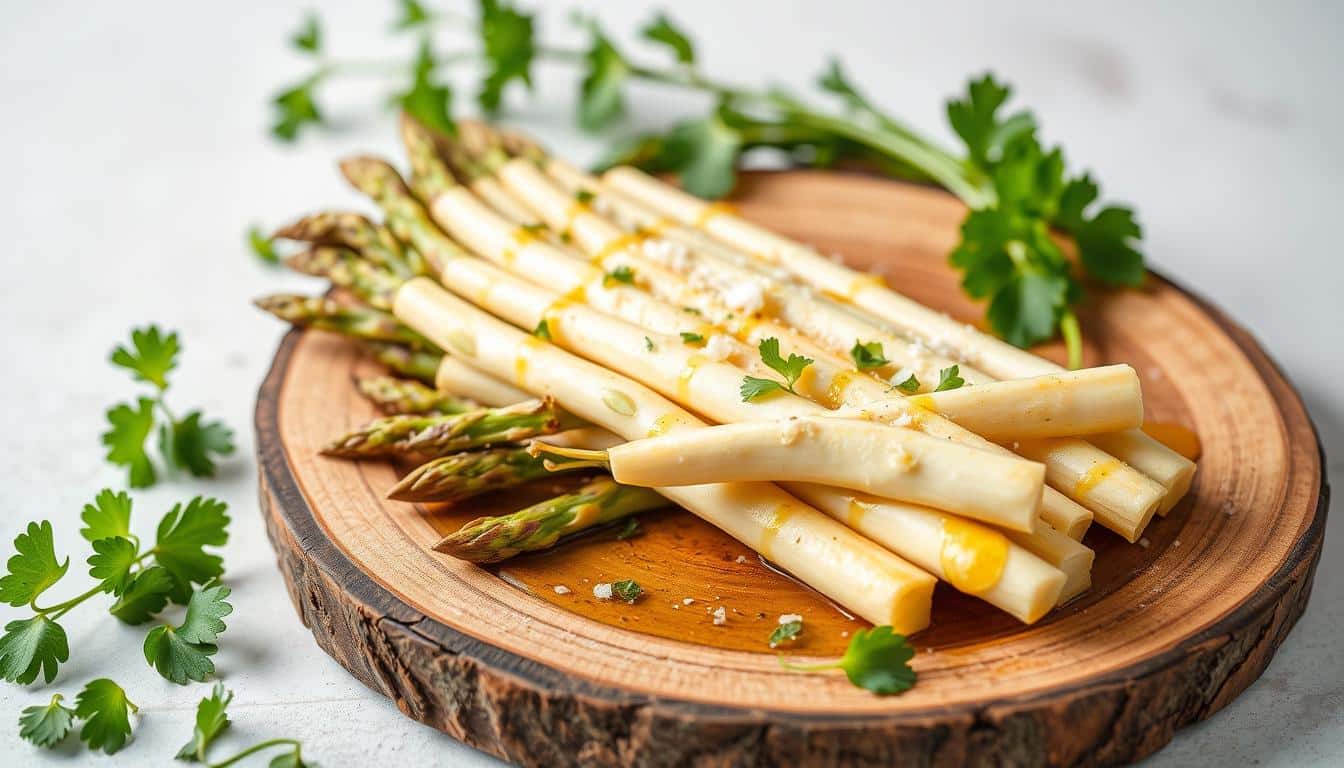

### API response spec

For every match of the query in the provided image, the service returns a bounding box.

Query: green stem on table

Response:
[1059,309,1083,371]
[207,738,303,768]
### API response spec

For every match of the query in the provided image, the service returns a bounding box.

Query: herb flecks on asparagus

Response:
[358,375,476,415]
[434,477,668,563]
[387,445,551,502]
[274,211,416,278]
[321,398,565,459]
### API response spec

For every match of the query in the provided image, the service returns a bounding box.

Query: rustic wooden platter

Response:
[255,171,1327,767]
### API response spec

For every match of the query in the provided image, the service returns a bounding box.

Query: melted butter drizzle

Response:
[1074,458,1122,496]
[939,517,1008,595]
[692,201,737,228]
[824,370,858,409]
[757,504,795,559]
[677,354,707,402]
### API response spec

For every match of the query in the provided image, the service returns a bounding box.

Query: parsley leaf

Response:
[87,536,138,596]
[270,77,324,142]
[153,497,230,604]
[111,325,179,390]
[575,188,596,204]
[248,225,280,264]
[892,372,920,393]
[73,678,137,754]
[18,693,75,748]
[0,615,69,684]
[756,337,812,392]
[533,318,551,340]
[167,411,236,478]
[102,398,158,488]
[108,566,174,625]
[143,581,232,684]
[604,265,635,286]
[946,74,1036,171]
[392,0,431,31]
[80,489,133,543]
[0,520,69,607]
[177,682,233,761]
[933,365,965,392]
[289,13,321,55]
[398,40,455,137]
[640,13,695,65]
[655,107,744,199]
[679,331,704,344]
[849,340,889,371]
[769,620,802,648]
[478,0,536,113]
[739,376,784,402]
[781,625,916,694]
[577,17,628,131]
[611,579,642,603]
[643,336,655,352]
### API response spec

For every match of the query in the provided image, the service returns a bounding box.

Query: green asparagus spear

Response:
[273,211,417,278]
[387,445,551,502]
[399,114,460,202]
[434,477,669,563]
[366,342,443,385]
[321,398,566,459]
[338,156,471,274]
[456,118,548,167]
[285,246,402,310]
[357,376,476,415]
[254,294,437,351]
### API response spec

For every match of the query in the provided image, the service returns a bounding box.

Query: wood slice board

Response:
[254,171,1328,767]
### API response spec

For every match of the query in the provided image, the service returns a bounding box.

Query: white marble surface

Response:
[0,1,1340,765]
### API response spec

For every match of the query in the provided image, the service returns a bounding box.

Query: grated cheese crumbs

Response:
[778,614,802,625]
[735,555,748,564]
[722,280,766,314]
[683,598,695,605]
[702,334,736,362]
[1138,538,1150,549]
[593,583,614,600]
[552,585,571,595]
[712,606,727,625]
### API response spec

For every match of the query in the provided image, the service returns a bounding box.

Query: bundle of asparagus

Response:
[254,114,1196,640]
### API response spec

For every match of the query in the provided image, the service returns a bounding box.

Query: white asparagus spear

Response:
[397,278,935,630]
[398,277,1072,624]
[892,365,1144,441]
[498,161,1165,539]
[601,164,1196,513]
[436,355,533,405]
[537,417,1046,523]
[786,487,1063,623]
[439,255,1044,532]
[443,340,1087,609]
[1014,439,1160,543]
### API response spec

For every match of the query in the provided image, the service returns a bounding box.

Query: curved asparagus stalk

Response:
[321,398,568,459]
[255,294,438,350]
[435,477,669,563]
[533,418,1046,525]
[285,246,402,310]
[340,156,473,274]
[275,211,420,278]
[356,376,476,415]
[396,277,938,631]
[599,163,1196,513]
[367,342,442,384]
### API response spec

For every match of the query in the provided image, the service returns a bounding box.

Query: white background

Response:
[1,1,1340,765]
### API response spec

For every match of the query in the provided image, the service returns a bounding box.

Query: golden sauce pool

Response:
[421,485,861,655]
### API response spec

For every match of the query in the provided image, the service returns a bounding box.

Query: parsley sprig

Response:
[17,678,138,753]
[0,490,230,687]
[267,3,1145,365]
[780,625,916,694]
[740,337,813,402]
[102,326,235,488]
[176,682,310,766]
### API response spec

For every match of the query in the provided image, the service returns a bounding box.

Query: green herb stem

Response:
[207,738,303,768]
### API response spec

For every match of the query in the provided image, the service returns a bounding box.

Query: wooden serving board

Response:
[255,171,1327,767]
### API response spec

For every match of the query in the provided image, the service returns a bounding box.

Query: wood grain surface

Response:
[255,171,1328,767]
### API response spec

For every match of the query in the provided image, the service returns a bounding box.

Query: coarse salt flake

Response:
[593,583,614,600]
[552,585,571,595]
[712,606,727,625]
[778,614,803,625]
